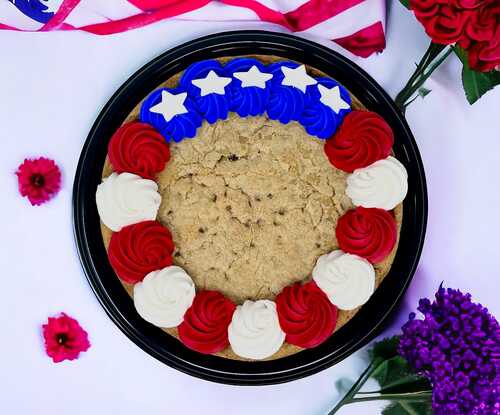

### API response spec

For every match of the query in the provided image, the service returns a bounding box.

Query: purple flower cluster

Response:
[399,285,500,415]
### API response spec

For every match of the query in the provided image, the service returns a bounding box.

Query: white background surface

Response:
[1,2,499,414]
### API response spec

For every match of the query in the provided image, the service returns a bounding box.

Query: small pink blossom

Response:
[42,313,90,363]
[16,157,61,206]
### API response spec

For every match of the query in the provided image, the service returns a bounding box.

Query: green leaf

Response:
[372,356,423,390]
[462,67,500,104]
[418,87,431,98]
[377,377,431,395]
[454,45,467,62]
[399,0,411,9]
[453,46,500,104]
[369,338,431,394]
[369,336,401,361]
[382,400,433,415]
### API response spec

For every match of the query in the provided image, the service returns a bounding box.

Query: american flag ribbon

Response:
[1,0,386,57]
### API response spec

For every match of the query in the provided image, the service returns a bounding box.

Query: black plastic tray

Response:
[73,30,427,385]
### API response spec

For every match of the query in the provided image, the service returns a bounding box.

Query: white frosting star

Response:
[318,84,350,113]
[149,90,188,122]
[191,70,232,96]
[281,64,317,93]
[233,65,273,89]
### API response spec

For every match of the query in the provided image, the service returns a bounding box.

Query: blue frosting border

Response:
[140,59,351,143]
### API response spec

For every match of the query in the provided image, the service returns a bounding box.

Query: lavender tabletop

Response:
[0,3,499,414]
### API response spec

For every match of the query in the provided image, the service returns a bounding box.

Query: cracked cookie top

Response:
[156,114,352,304]
[98,56,405,361]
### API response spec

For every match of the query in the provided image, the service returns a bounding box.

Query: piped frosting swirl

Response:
[346,156,408,210]
[312,250,375,310]
[228,300,285,359]
[96,172,161,232]
[133,266,195,328]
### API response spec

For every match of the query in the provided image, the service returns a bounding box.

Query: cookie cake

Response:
[95,56,408,361]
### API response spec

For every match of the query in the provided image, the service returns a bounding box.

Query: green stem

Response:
[395,42,445,106]
[403,43,443,90]
[327,358,384,415]
[356,374,430,395]
[349,391,433,404]
[395,42,453,112]
[401,47,454,109]
[403,94,420,109]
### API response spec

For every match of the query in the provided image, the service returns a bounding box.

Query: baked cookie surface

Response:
[98,56,405,360]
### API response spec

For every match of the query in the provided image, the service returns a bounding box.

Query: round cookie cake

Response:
[96,55,407,361]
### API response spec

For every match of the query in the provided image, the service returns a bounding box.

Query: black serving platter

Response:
[73,30,427,385]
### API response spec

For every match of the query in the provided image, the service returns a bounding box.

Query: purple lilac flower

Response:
[398,285,500,415]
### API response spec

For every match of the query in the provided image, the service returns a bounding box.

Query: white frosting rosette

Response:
[96,172,161,232]
[312,250,375,310]
[133,266,195,328]
[346,156,408,210]
[228,300,285,359]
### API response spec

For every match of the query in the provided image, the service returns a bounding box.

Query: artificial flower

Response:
[467,26,500,72]
[399,286,500,415]
[397,0,499,109]
[328,285,499,415]
[410,0,472,45]
[16,157,61,206]
[42,313,90,363]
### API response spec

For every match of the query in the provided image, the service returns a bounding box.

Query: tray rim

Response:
[73,29,428,385]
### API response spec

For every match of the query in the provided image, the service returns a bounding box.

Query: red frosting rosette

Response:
[324,110,394,172]
[108,220,175,284]
[336,207,397,263]
[178,291,236,354]
[276,281,338,348]
[108,121,170,180]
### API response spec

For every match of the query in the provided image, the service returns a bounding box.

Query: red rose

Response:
[464,5,498,43]
[276,281,338,348]
[463,5,500,72]
[108,220,175,284]
[409,0,440,18]
[108,121,170,180]
[467,37,500,71]
[336,207,397,263]
[456,0,494,9]
[324,110,393,173]
[178,291,236,354]
[410,0,472,44]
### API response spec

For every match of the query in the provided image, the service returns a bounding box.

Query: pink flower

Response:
[42,313,90,363]
[15,157,61,206]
